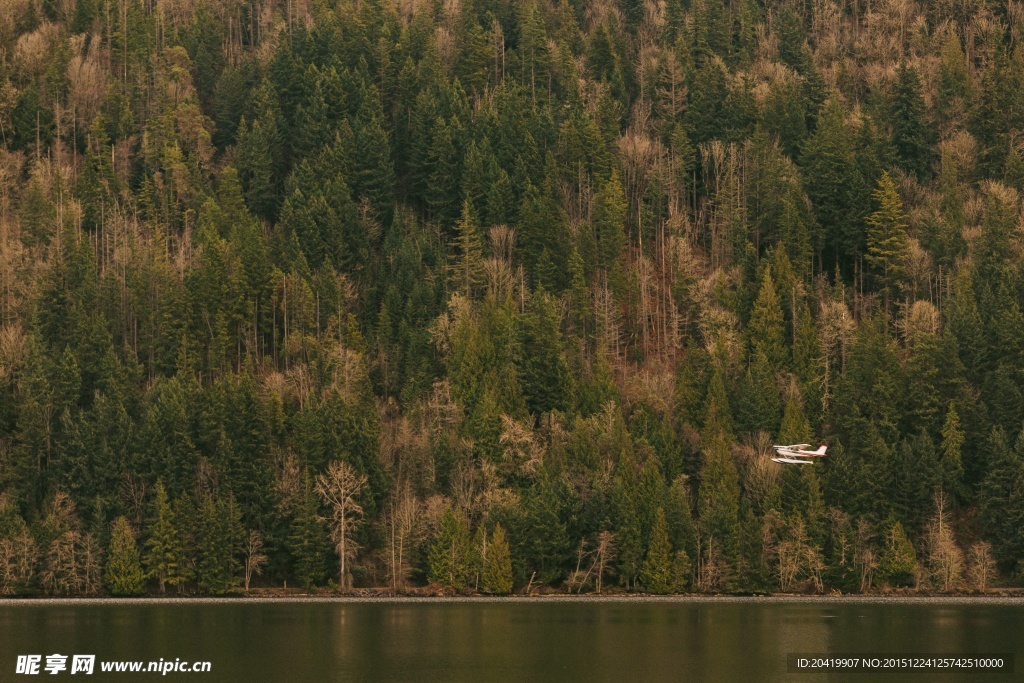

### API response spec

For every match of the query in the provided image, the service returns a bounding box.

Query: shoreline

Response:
[3,594,1024,606]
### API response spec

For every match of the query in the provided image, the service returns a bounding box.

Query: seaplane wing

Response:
[774,444,827,457]
[773,444,811,450]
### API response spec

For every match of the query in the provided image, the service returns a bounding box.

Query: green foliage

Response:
[428,506,472,590]
[196,495,244,595]
[940,404,966,503]
[865,172,910,298]
[481,524,514,595]
[779,464,826,547]
[425,118,461,224]
[640,508,675,594]
[834,317,902,447]
[877,520,918,588]
[936,34,971,133]
[289,483,333,590]
[519,176,571,292]
[144,483,184,593]
[520,473,574,585]
[800,99,870,272]
[236,83,283,220]
[665,476,697,561]
[779,393,812,445]
[105,517,145,596]
[890,64,932,180]
[748,265,787,368]
[352,88,396,221]
[279,145,365,272]
[979,429,1024,572]
[612,448,664,587]
[703,364,735,442]
[698,425,741,568]
[592,171,628,288]
[735,350,781,435]
[893,433,941,534]
[448,200,486,299]
[518,288,571,416]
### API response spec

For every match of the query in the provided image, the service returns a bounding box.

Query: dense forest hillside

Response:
[0,0,1022,596]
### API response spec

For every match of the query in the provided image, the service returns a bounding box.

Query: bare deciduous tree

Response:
[774,517,809,593]
[41,531,80,595]
[855,519,877,593]
[77,533,103,595]
[926,493,963,592]
[273,450,304,517]
[593,530,616,594]
[244,530,268,592]
[968,541,995,593]
[806,543,826,594]
[119,473,148,529]
[384,485,420,591]
[567,531,617,594]
[0,533,38,594]
[315,460,368,591]
[566,538,591,594]
[696,533,725,593]
[827,508,852,573]
[775,537,802,592]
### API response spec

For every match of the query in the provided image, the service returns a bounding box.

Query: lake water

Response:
[0,598,1021,681]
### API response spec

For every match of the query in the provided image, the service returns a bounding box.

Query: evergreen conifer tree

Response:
[428,506,472,590]
[703,363,735,441]
[518,288,571,416]
[865,172,910,306]
[426,118,460,224]
[144,482,184,593]
[196,495,243,594]
[482,524,514,595]
[665,475,697,561]
[800,99,870,272]
[877,520,918,587]
[640,508,675,594]
[290,484,332,590]
[940,403,966,502]
[890,64,932,180]
[449,200,486,299]
[778,393,812,445]
[749,265,787,368]
[736,350,781,434]
[105,517,145,596]
[354,91,396,222]
[592,171,628,289]
[978,429,1024,570]
[698,415,741,575]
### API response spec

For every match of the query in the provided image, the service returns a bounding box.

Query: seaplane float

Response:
[771,443,828,465]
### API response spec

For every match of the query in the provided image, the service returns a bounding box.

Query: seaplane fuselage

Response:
[771,444,828,464]
[772,444,827,458]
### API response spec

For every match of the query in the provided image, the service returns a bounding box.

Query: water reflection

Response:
[0,600,1020,682]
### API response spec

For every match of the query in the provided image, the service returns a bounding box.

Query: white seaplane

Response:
[771,443,828,465]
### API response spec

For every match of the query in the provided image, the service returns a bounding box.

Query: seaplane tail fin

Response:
[812,445,827,455]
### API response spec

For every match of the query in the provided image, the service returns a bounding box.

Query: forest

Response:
[0,0,1022,596]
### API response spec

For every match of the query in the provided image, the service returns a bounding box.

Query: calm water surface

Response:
[1,599,1021,682]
